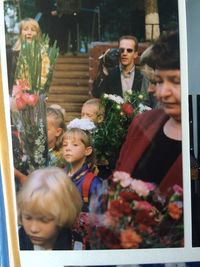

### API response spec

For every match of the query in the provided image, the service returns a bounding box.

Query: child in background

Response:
[81,98,105,125]
[62,118,102,211]
[17,167,82,250]
[47,106,66,167]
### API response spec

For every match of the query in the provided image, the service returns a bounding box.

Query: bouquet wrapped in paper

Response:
[11,35,59,172]
[89,171,184,249]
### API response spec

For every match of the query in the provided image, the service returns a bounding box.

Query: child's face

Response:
[62,134,92,166]
[81,104,100,123]
[47,117,62,149]
[21,23,38,43]
[21,211,59,249]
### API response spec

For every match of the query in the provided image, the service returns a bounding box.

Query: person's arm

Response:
[14,168,27,185]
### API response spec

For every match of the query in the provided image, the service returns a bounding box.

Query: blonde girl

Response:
[62,118,102,211]
[17,167,82,250]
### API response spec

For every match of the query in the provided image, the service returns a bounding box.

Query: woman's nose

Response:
[158,83,171,97]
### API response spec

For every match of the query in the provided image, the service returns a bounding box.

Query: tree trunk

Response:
[144,0,160,41]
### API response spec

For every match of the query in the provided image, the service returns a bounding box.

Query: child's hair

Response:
[82,98,105,119]
[13,18,41,51]
[47,107,66,150]
[49,104,66,118]
[63,128,95,166]
[17,167,82,227]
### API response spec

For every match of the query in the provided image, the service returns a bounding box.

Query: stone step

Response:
[54,64,88,71]
[49,85,89,95]
[53,70,89,79]
[51,77,89,86]
[56,55,89,64]
[47,94,89,103]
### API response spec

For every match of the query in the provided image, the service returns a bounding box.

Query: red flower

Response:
[109,199,132,217]
[98,227,121,249]
[122,102,134,116]
[119,191,141,201]
[135,209,157,226]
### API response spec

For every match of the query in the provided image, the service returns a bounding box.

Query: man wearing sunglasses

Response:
[92,35,149,99]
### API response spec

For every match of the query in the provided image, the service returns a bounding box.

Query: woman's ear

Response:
[85,146,93,156]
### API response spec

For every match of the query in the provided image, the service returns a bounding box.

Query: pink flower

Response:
[15,97,27,110]
[27,94,39,106]
[130,179,150,196]
[134,200,153,211]
[21,93,39,107]
[173,184,183,195]
[113,171,132,187]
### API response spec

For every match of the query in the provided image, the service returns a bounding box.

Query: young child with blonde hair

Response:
[17,167,82,250]
[62,118,102,248]
[63,118,102,211]
[81,98,105,124]
[47,106,66,167]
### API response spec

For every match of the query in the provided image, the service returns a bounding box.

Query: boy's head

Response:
[47,107,66,150]
[17,167,82,227]
[81,98,105,124]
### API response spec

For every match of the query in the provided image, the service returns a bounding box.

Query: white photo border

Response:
[1,0,200,266]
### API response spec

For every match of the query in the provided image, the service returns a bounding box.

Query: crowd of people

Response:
[6,15,194,262]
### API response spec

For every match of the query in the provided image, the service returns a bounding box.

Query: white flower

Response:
[67,118,96,132]
[138,103,152,112]
[105,94,124,104]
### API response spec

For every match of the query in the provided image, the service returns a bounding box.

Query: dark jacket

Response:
[92,66,147,98]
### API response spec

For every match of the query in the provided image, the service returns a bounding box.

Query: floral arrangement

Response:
[89,171,184,249]
[11,35,59,172]
[67,118,96,132]
[92,90,149,164]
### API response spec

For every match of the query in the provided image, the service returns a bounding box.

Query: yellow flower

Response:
[41,52,50,86]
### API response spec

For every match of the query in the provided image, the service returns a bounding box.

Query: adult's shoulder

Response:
[130,109,169,131]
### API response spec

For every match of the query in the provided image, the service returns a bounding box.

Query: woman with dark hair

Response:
[113,31,182,192]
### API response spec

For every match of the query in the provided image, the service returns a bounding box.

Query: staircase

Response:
[47,54,90,123]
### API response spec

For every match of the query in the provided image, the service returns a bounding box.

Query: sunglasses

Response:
[119,48,134,53]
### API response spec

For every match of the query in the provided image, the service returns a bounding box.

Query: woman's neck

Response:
[163,117,182,141]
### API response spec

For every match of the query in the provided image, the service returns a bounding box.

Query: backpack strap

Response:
[82,172,96,203]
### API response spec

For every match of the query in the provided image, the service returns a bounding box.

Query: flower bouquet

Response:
[92,91,150,165]
[11,35,59,172]
[89,171,184,249]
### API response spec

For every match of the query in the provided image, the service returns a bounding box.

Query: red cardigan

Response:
[115,109,182,193]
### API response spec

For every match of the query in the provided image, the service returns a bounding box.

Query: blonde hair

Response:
[47,107,66,150]
[13,18,41,51]
[63,128,95,165]
[83,98,105,118]
[17,167,82,227]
